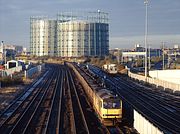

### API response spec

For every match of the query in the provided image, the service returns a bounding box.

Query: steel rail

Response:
[114,77,180,125]
[0,71,44,115]
[22,68,59,134]
[118,76,180,109]
[0,70,49,125]
[8,71,56,134]
[113,79,180,133]
[65,69,77,134]
[44,66,63,134]
[67,68,90,134]
[107,126,124,134]
[56,68,64,133]
[0,70,52,133]
[88,65,180,134]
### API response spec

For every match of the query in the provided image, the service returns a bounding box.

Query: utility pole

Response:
[162,42,165,70]
[98,10,101,56]
[1,41,6,65]
[1,41,3,78]
[117,48,120,64]
[167,48,170,69]
[144,0,149,81]
[148,45,151,70]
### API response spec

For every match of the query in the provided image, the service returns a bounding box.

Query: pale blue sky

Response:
[0,0,180,49]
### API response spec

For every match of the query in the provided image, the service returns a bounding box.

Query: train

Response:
[102,64,118,74]
[93,88,122,126]
[68,63,122,126]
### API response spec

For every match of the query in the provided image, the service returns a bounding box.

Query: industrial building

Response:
[30,11,109,57]
[30,17,56,56]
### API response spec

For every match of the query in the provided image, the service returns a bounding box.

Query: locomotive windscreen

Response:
[9,62,16,68]
[103,99,121,109]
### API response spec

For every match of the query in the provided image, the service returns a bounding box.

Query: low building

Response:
[122,52,146,62]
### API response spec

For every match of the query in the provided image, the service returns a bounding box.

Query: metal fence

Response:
[25,64,45,79]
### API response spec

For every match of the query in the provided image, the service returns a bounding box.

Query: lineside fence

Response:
[128,71,180,92]
[25,64,45,79]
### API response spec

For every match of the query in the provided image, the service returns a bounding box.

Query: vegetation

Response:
[0,76,23,87]
[85,56,125,71]
[135,59,143,67]
[150,56,162,64]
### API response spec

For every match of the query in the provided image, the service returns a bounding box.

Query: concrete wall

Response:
[128,71,180,92]
[134,109,163,134]
[149,70,180,84]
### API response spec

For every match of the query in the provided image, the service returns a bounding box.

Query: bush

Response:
[0,76,23,87]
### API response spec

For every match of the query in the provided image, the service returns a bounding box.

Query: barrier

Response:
[134,109,163,134]
[128,71,180,92]
[25,64,45,79]
[149,70,180,84]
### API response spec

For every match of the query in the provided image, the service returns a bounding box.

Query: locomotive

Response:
[69,63,122,126]
[102,64,118,74]
[93,88,122,126]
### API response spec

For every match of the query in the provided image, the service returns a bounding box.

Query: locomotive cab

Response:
[101,97,122,126]
[102,64,118,74]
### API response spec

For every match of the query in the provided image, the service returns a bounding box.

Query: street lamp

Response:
[162,42,165,70]
[1,41,6,63]
[98,10,101,56]
[144,0,149,81]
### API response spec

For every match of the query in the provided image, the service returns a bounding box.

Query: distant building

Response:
[1,44,15,50]
[122,52,146,62]
[0,42,26,61]
[15,46,23,54]
[134,44,145,52]
[174,44,179,49]
[30,11,109,57]
[30,17,56,56]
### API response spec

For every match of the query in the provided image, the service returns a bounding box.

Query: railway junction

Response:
[88,64,180,134]
[0,63,179,134]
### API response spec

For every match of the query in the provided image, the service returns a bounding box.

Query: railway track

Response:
[62,69,76,133]
[88,65,180,134]
[21,69,60,133]
[67,68,90,134]
[113,77,180,130]
[120,76,180,110]
[1,64,119,134]
[73,63,127,134]
[45,66,64,134]
[107,126,124,134]
[0,69,55,134]
[0,70,49,122]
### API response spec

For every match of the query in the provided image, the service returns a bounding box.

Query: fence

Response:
[25,64,45,79]
[134,109,163,134]
[128,71,180,92]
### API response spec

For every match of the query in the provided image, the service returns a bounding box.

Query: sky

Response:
[0,0,180,50]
